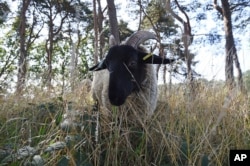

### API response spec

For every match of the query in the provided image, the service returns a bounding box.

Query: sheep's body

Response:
[91,64,157,116]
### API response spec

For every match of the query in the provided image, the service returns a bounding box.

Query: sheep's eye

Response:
[128,60,137,69]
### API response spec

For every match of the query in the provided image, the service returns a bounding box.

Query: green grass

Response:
[0,84,249,165]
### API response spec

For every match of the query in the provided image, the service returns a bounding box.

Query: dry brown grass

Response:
[0,83,249,165]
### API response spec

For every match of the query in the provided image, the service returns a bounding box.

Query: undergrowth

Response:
[0,83,249,166]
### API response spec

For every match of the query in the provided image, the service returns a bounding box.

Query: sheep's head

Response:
[90,31,174,106]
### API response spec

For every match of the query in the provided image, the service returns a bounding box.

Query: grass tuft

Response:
[0,83,249,165]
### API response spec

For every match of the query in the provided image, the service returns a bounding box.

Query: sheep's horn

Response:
[125,31,156,48]
[109,35,117,47]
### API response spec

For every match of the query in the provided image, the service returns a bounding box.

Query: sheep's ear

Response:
[89,59,107,71]
[138,52,175,64]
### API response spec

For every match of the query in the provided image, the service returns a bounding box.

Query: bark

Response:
[106,0,120,44]
[70,25,82,92]
[222,0,244,91]
[174,0,193,83]
[70,41,77,91]
[97,0,105,59]
[221,0,235,88]
[93,0,99,64]
[45,4,54,89]
[214,0,244,91]
[16,0,31,95]
[93,0,105,63]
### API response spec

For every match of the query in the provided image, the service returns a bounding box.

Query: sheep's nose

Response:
[109,90,126,106]
[109,96,125,106]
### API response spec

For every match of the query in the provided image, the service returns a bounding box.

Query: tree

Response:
[106,0,120,44]
[16,0,31,94]
[33,0,74,89]
[2,0,43,94]
[166,0,194,84]
[93,0,106,63]
[67,1,93,91]
[139,0,180,84]
[0,38,17,84]
[213,0,246,91]
[0,0,94,94]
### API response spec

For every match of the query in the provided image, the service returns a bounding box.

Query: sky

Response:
[111,0,250,83]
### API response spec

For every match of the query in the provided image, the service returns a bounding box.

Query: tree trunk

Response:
[234,51,244,92]
[166,0,193,76]
[45,10,54,90]
[43,0,68,90]
[70,41,77,91]
[214,0,244,91]
[106,0,120,44]
[97,0,105,59]
[16,0,31,95]
[93,0,99,64]
[221,0,235,89]
[166,0,194,94]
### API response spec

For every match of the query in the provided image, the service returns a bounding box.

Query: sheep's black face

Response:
[105,45,146,106]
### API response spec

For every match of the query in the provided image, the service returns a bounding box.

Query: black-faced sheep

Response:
[90,31,174,116]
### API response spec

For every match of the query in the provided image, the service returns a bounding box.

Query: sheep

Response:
[89,31,175,117]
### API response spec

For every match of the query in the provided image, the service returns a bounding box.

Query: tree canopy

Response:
[0,0,249,94]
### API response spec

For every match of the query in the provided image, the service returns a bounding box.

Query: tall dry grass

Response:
[0,83,249,165]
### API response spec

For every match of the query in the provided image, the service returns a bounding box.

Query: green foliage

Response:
[0,33,19,89]
[119,20,134,41]
[141,0,178,35]
[0,0,94,92]
[29,42,46,75]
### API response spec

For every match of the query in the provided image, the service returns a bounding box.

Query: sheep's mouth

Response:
[108,71,134,106]
[108,87,131,106]
[109,96,126,106]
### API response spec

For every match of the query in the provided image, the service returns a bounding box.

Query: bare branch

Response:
[138,1,158,33]
[230,2,250,11]
[174,0,192,37]
[213,0,223,15]
[165,0,183,23]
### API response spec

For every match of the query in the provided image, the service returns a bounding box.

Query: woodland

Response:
[0,0,250,165]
